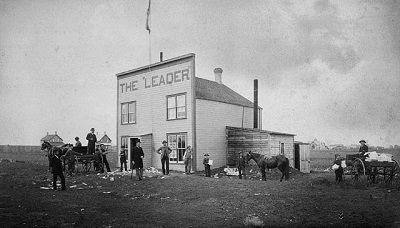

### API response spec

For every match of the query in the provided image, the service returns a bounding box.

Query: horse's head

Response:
[41,141,51,150]
[244,151,253,164]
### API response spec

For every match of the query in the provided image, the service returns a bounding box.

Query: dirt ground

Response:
[1,161,400,228]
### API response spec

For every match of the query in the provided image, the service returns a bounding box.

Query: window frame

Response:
[121,101,136,124]
[167,133,187,164]
[166,93,187,120]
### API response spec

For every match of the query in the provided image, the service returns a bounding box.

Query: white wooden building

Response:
[115,53,293,171]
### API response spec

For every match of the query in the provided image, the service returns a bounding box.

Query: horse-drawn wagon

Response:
[343,153,399,185]
[72,146,103,173]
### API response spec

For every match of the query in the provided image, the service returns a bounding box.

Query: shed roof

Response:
[40,134,63,142]
[195,77,259,109]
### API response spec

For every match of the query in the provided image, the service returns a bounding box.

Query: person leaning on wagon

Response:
[156,140,172,175]
[358,140,368,157]
[93,144,102,172]
[100,144,111,173]
[75,137,82,147]
[64,144,82,176]
[86,128,97,155]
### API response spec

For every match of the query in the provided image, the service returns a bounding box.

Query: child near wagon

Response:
[203,154,211,177]
[332,154,344,183]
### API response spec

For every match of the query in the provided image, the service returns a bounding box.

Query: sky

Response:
[1,0,399,147]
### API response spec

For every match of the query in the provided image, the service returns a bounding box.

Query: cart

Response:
[344,153,400,185]
[72,146,103,173]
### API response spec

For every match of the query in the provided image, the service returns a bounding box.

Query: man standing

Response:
[358,140,368,157]
[49,149,66,191]
[131,140,144,180]
[120,148,127,172]
[183,146,193,174]
[156,140,172,175]
[86,128,97,155]
[100,144,111,173]
[64,144,82,176]
[236,151,246,179]
[75,137,82,147]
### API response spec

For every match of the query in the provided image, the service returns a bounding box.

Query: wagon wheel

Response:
[351,158,366,183]
[387,159,400,185]
[81,159,91,172]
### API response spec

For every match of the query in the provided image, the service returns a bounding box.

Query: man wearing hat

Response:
[131,140,144,180]
[86,128,97,155]
[358,140,368,157]
[156,140,172,175]
[75,137,82,147]
[203,154,211,177]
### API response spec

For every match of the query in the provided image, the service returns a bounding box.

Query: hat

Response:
[204,153,209,156]
[90,128,95,131]
[359,140,366,143]
[162,140,167,144]
[100,144,104,146]
[136,139,141,143]
[75,137,79,140]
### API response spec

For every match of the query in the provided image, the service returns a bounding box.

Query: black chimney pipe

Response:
[254,79,258,129]
[160,52,163,62]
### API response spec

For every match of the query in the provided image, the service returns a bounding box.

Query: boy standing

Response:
[156,141,172,175]
[203,154,211,177]
[333,154,344,183]
[49,150,66,191]
[236,152,246,179]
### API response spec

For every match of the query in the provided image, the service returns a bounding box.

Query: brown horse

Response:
[244,151,290,181]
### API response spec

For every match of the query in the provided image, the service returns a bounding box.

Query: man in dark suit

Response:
[131,140,144,180]
[358,140,368,157]
[49,149,66,191]
[86,128,97,155]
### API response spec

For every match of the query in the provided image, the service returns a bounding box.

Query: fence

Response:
[0,145,118,168]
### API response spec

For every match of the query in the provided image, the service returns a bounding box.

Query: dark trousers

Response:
[120,156,127,171]
[53,172,66,190]
[67,160,75,176]
[136,168,143,180]
[205,165,211,177]
[161,156,169,175]
[335,167,343,183]
[87,148,95,155]
[238,166,246,179]
[101,156,111,173]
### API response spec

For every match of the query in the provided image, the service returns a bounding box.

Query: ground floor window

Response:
[167,133,187,163]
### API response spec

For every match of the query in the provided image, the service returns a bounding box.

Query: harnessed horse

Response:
[41,141,70,171]
[244,151,290,181]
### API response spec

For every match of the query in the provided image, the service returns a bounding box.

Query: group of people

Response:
[49,127,111,191]
[333,139,369,183]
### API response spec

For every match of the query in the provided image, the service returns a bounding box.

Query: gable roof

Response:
[40,134,63,142]
[195,78,258,108]
[98,134,112,144]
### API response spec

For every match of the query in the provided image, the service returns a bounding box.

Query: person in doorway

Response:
[156,140,172,175]
[86,128,97,155]
[49,149,66,191]
[120,147,127,172]
[131,140,144,180]
[358,140,368,157]
[183,146,193,174]
[203,154,211,177]
[64,144,82,176]
[236,151,246,179]
[100,144,111,173]
[74,137,82,147]
[333,154,344,183]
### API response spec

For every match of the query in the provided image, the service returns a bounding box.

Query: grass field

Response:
[310,149,400,171]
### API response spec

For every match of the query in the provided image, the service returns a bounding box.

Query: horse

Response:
[244,151,290,182]
[41,141,71,171]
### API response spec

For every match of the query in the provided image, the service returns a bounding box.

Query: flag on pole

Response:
[146,0,151,33]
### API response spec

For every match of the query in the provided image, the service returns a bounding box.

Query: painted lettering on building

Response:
[119,68,190,93]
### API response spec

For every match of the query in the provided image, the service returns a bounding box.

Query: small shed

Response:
[294,141,311,173]
[226,126,295,167]
[40,132,64,146]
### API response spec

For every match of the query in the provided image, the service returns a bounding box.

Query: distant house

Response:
[97,132,112,150]
[309,139,328,150]
[40,132,64,146]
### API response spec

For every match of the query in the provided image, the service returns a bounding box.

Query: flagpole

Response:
[146,0,151,72]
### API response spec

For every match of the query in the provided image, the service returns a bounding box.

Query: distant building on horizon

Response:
[309,139,328,150]
[40,132,64,146]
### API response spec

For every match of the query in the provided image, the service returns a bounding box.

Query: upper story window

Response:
[121,101,136,124]
[167,93,186,120]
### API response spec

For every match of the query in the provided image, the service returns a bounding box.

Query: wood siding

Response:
[196,99,254,170]
[116,58,194,172]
